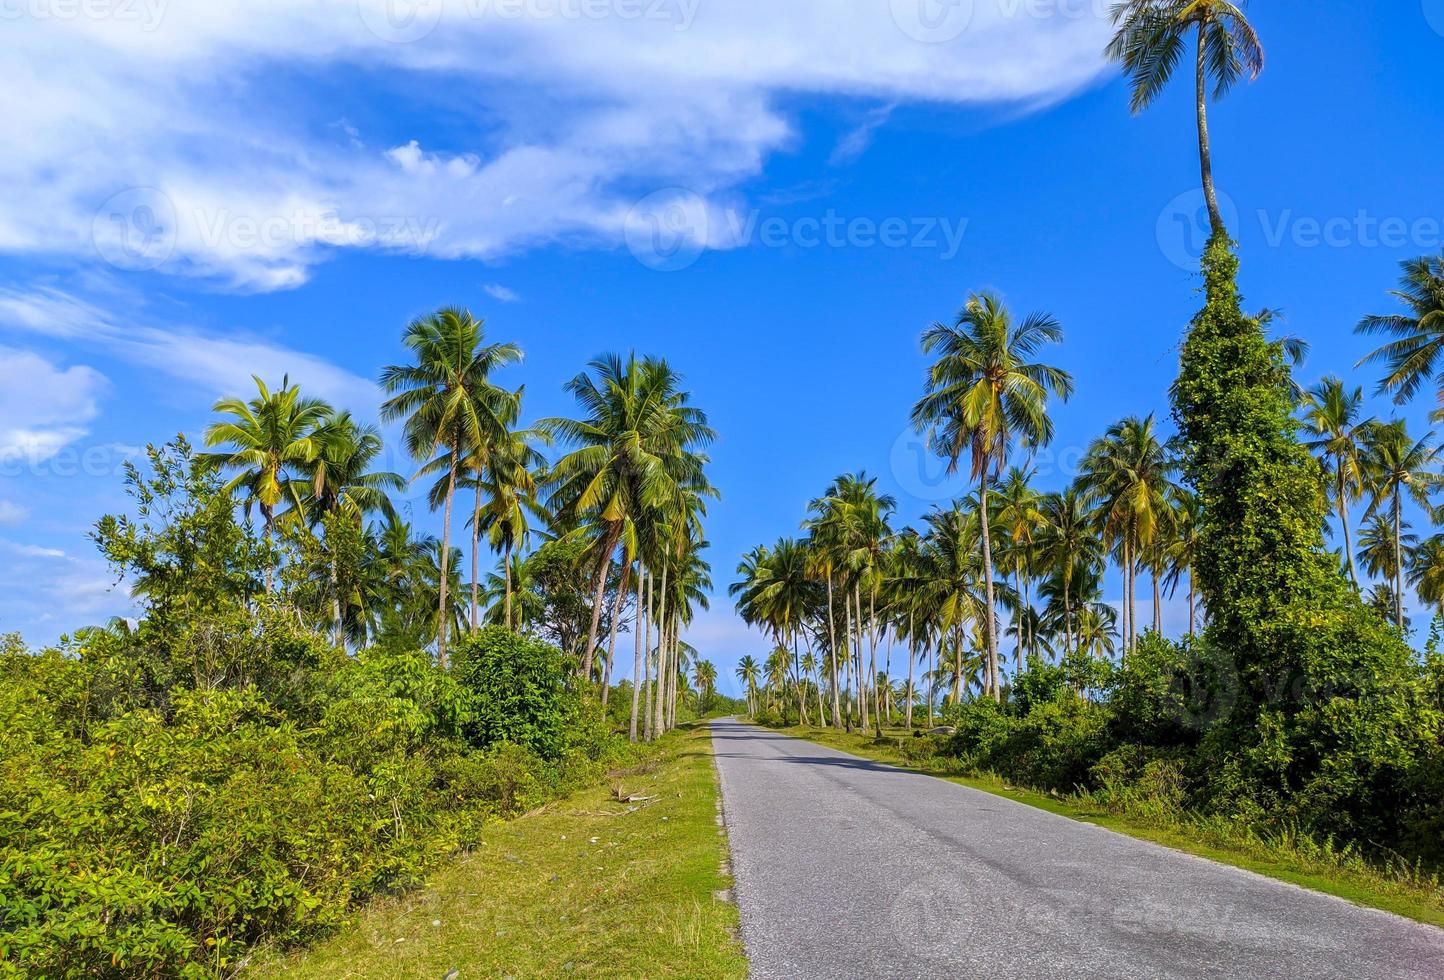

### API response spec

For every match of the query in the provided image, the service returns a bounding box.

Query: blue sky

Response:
[2,2,1441,693]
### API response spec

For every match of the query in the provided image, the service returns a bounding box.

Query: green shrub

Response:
[451,627,571,760]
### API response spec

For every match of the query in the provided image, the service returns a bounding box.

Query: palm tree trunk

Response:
[843,592,856,731]
[927,636,936,726]
[1338,471,1359,588]
[1195,21,1223,236]
[437,444,458,669]
[1188,570,1197,636]
[854,584,869,729]
[1063,576,1073,657]
[905,611,916,731]
[330,538,343,649]
[503,543,513,630]
[643,568,655,742]
[792,632,808,725]
[602,562,630,711]
[630,563,645,742]
[470,479,482,632]
[826,574,842,729]
[952,623,963,705]
[1394,490,1405,631]
[652,564,669,739]
[1152,562,1162,634]
[978,470,1000,701]
[582,524,621,682]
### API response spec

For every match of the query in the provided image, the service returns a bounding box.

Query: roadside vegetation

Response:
[264,724,745,979]
[0,327,733,975]
[733,0,1444,909]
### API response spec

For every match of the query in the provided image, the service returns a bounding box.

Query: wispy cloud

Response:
[0,2,1113,290]
[483,283,521,303]
[0,286,378,410]
[829,104,897,166]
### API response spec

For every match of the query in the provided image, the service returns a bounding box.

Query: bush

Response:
[451,627,572,760]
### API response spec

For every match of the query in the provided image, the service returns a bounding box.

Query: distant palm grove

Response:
[5,2,1444,976]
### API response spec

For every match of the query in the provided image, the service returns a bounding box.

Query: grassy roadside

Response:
[768,722,1444,929]
[258,725,747,979]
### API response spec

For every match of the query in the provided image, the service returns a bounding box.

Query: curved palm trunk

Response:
[1338,471,1359,588]
[1195,21,1223,235]
[978,471,1000,701]
[582,523,622,681]
[470,479,482,632]
[629,563,646,742]
[437,444,458,669]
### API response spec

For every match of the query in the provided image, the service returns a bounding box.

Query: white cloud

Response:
[0,501,29,525]
[482,283,521,303]
[829,104,897,166]
[0,1,1113,290]
[0,286,378,411]
[0,540,69,560]
[0,346,106,465]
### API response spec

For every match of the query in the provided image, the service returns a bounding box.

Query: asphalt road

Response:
[710,719,1444,980]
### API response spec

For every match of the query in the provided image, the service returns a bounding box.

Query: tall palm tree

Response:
[305,411,405,646]
[919,503,990,706]
[1361,419,1443,630]
[911,293,1073,699]
[201,375,330,592]
[379,307,522,667]
[1105,0,1264,237]
[544,353,715,681]
[1356,254,1444,412]
[1079,415,1177,655]
[1299,377,1372,587]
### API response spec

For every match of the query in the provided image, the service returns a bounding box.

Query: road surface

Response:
[710,719,1444,980]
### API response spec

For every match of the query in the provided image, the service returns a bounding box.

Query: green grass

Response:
[258,725,747,979]
[769,722,1444,929]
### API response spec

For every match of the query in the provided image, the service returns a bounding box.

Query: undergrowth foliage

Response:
[0,443,641,977]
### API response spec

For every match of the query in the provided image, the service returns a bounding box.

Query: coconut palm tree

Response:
[544,353,715,682]
[201,375,330,591]
[1035,487,1101,656]
[1299,377,1372,587]
[911,293,1073,699]
[1408,535,1444,620]
[736,655,761,716]
[1162,487,1202,635]
[1356,254,1444,412]
[1079,415,1177,655]
[919,502,990,706]
[1361,419,1443,630]
[379,307,522,667]
[1105,0,1264,237]
[475,423,550,631]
